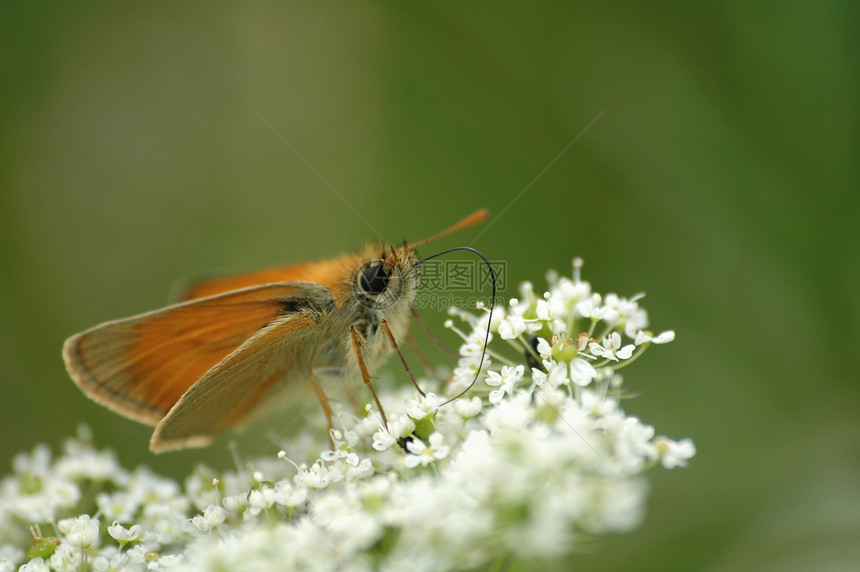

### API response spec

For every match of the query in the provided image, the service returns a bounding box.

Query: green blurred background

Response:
[1,1,857,569]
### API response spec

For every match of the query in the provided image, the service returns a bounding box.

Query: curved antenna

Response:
[417,246,496,406]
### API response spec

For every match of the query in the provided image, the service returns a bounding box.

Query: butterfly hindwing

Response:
[63,282,332,427]
[148,307,328,452]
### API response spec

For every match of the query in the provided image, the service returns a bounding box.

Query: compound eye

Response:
[359,262,390,295]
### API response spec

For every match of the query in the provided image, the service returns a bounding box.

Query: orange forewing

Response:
[180,258,351,301]
[63,283,308,426]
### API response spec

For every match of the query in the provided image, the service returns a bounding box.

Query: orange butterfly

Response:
[63,210,489,453]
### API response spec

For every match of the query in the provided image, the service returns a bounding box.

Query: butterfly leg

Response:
[380,319,425,396]
[411,305,458,356]
[308,373,335,448]
[349,325,389,429]
[405,327,447,385]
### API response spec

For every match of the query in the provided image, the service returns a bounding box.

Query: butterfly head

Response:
[351,243,419,313]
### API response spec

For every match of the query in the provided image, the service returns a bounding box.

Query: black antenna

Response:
[417,246,496,406]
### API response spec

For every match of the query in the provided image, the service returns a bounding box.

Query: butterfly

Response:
[63,210,491,452]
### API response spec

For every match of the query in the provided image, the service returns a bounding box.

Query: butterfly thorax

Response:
[322,244,419,374]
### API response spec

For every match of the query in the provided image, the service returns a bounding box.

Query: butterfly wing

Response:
[63,282,332,427]
[179,258,351,301]
[149,301,331,453]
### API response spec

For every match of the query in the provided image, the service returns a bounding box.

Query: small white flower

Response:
[90,549,125,572]
[609,416,658,472]
[589,332,635,361]
[653,330,675,343]
[246,485,278,518]
[341,429,360,449]
[48,544,81,572]
[222,493,247,512]
[189,514,211,532]
[11,444,51,475]
[575,293,603,319]
[57,514,99,548]
[655,437,696,469]
[631,328,676,345]
[96,491,138,523]
[371,429,397,452]
[125,544,148,564]
[616,346,634,360]
[18,558,50,572]
[126,544,149,564]
[535,336,553,360]
[406,393,440,420]
[190,505,227,532]
[498,314,527,339]
[450,362,483,393]
[4,468,81,522]
[485,365,525,404]
[404,433,450,468]
[597,477,649,533]
[346,458,374,481]
[552,263,591,307]
[294,460,336,489]
[569,358,597,387]
[458,332,490,359]
[603,293,649,332]
[107,520,142,542]
[532,360,568,388]
[579,389,619,417]
[534,385,567,408]
[273,480,307,508]
[535,297,564,322]
[453,396,483,419]
[484,392,534,434]
[591,304,621,323]
[154,553,183,568]
[127,546,183,569]
[371,414,415,451]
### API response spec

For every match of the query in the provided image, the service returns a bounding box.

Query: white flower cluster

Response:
[0,260,695,571]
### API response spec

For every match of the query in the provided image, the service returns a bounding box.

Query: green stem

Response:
[516,336,541,366]
[586,319,598,338]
